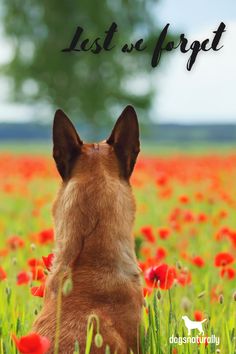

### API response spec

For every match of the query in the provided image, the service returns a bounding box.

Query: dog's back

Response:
[33,106,143,353]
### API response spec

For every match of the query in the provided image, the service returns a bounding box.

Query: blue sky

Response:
[156,0,236,33]
[0,1,236,123]
[153,0,236,123]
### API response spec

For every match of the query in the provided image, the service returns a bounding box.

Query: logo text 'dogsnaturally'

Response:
[169,335,220,346]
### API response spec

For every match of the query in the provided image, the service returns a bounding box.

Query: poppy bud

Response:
[105,345,110,354]
[173,279,178,287]
[157,290,161,300]
[219,294,224,304]
[30,243,36,251]
[233,292,236,301]
[176,261,182,270]
[5,287,11,304]
[62,277,73,296]
[181,297,192,312]
[74,339,79,353]
[94,333,103,348]
[197,291,206,298]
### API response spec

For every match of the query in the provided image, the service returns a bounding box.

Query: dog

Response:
[182,315,207,335]
[32,105,143,353]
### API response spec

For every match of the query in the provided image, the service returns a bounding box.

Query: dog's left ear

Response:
[107,105,140,178]
[53,109,83,180]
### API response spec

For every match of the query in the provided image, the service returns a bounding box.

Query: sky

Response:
[0,1,236,124]
[154,0,236,123]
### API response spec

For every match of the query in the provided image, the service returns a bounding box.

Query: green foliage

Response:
[1,1,174,126]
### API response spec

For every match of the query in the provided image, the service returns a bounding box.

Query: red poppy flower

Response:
[145,264,176,290]
[194,310,203,321]
[156,173,168,187]
[210,286,223,302]
[0,266,7,280]
[145,257,156,268]
[0,248,9,257]
[179,195,189,204]
[140,226,155,243]
[138,262,146,272]
[183,211,194,222]
[17,271,31,285]
[37,229,54,244]
[12,332,50,354]
[143,287,152,297]
[3,183,14,193]
[155,247,167,261]
[169,208,181,222]
[197,213,207,223]
[195,192,204,201]
[31,267,45,281]
[228,231,236,249]
[218,210,228,219]
[158,186,172,199]
[220,267,235,280]
[158,228,170,240]
[141,247,152,259]
[214,252,234,267]
[177,269,192,286]
[180,251,190,261]
[42,253,54,271]
[7,236,25,250]
[192,256,205,268]
[215,227,230,241]
[171,222,181,233]
[31,283,45,298]
[28,258,43,267]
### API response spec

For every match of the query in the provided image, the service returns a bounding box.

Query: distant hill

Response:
[0,122,236,143]
[146,123,236,143]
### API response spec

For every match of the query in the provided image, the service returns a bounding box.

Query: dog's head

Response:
[182,316,188,321]
[52,105,140,229]
[52,105,140,182]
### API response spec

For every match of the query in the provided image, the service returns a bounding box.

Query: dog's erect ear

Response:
[53,109,83,180]
[107,105,140,178]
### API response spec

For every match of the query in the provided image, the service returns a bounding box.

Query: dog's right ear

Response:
[53,109,83,180]
[106,105,140,179]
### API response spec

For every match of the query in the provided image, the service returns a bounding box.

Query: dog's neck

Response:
[52,175,139,276]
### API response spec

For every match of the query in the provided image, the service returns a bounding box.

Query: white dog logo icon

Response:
[182,315,207,335]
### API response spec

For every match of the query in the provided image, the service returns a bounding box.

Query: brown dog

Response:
[32,105,143,353]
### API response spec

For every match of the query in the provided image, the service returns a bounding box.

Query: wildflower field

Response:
[0,145,235,354]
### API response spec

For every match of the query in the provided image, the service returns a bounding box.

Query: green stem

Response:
[168,289,173,317]
[168,289,173,354]
[54,277,63,354]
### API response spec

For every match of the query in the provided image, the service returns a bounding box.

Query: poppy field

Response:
[0,147,235,354]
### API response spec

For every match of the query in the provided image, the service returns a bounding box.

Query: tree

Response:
[1,1,174,128]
